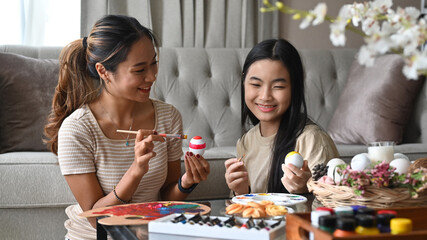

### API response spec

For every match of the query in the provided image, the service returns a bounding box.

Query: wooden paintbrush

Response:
[116,130,187,139]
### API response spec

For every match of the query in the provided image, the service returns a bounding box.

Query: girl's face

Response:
[107,36,158,102]
[244,59,292,129]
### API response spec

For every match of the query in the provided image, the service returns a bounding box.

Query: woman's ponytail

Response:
[44,39,99,154]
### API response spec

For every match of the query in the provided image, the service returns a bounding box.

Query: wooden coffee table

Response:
[96,194,317,240]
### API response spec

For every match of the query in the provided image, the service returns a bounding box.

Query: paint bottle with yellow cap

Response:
[390,218,412,235]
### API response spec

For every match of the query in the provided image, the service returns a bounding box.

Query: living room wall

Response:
[279,0,422,49]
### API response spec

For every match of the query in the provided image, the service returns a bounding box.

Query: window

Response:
[0,0,80,46]
[422,0,427,13]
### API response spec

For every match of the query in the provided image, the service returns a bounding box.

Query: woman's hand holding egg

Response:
[182,136,210,187]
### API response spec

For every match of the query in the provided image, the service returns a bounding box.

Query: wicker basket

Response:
[308,179,427,209]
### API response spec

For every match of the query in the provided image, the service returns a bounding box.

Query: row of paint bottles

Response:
[311,206,413,237]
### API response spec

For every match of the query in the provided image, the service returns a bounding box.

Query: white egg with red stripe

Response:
[189,136,206,156]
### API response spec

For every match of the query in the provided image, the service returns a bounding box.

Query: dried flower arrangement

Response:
[309,158,427,208]
[332,161,427,197]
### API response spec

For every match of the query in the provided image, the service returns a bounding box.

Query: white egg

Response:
[394,153,409,161]
[390,158,411,174]
[351,153,371,171]
[285,151,304,168]
[327,158,346,169]
[327,158,347,184]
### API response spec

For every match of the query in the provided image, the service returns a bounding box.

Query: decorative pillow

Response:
[327,54,424,145]
[0,53,59,153]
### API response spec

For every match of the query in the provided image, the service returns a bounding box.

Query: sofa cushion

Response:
[327,54,424,145]
[0,152,75,207]
[0,53,58,153]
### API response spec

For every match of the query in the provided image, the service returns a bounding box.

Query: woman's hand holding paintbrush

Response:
[127,129,165,176]
[117,129,187,176]
[224,155,250,195]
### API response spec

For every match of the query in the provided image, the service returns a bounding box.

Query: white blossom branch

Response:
[261,0,427,80]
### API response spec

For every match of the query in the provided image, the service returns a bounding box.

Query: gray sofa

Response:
[1,45,426,240]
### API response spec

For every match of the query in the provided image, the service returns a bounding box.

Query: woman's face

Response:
[244,59,292,128]
[107,36,158,102]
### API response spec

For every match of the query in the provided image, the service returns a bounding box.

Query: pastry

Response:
[246,201,264,210]
[265,204,288,216]
[242,207,266,218]
[225,203,246,214]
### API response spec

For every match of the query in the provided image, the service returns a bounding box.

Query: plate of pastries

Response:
[232,193,307,206]
[225,200,294,219]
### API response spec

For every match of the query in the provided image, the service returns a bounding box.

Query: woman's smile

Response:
[138,86,151,93]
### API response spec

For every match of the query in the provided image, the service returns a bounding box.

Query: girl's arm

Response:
[296,125,339,171]
[281,124,338,193]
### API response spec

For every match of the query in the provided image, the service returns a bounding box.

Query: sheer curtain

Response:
[81,0,279,48]
[0,0,80,46]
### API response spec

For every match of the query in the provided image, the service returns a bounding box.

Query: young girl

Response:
[44,15,210,239]
[225,39,339,195]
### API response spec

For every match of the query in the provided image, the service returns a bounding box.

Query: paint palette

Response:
[148,213,286,240]
[79,201,210,225]
[232,193,307,206]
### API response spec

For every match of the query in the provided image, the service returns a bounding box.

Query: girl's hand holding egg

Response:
[284,151,304,168]
[282,151,311,193]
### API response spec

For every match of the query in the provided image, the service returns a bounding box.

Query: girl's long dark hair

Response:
[241,39,308,193]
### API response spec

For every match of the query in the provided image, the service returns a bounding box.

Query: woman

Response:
[44,15,210,239]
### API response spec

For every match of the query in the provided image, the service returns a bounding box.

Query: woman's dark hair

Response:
[44,15,158,154]
[241,39,308,193]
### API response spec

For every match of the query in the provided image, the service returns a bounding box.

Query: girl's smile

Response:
[256,103,277,112]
